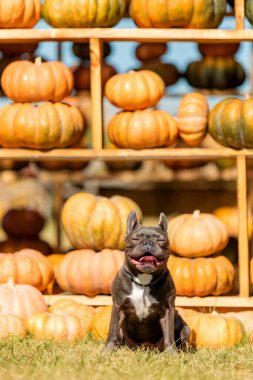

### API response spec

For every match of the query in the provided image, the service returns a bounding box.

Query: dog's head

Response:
[125,211,170,274]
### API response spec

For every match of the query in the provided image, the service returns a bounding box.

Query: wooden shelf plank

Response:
[0,148,252,160]
[2,29,253,43]
[44,294,253,308]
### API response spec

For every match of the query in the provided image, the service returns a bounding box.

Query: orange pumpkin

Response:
[0,314,27,338]
[0,0,41,29]
[2,58,74,102]
[108,110,178,149]
[198,43,240,58]
[183,311,244,348]
[56,249,124,297]
[177,93,209,147]
[223,311,253,342]
[136,43,167,62]
[49,299,94,329]
[130,0,226,29]
[0,102,85,150]
[91,306,112,341]
[169,210,229,257]
[213,206,253,238]
[27,312,89,341]
[46,254,65,294]
[168,254,235,296]
[0,249,53,291]
[0,238,52,256]
[105,70,165,110]
[0,279,47,318]
[62,192,142,250]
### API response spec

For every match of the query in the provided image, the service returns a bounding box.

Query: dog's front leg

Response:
[103,305,124,352]
[160,306,176,354]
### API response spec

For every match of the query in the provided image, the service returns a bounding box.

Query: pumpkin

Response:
[0,0,41,29]
[0,314,27,338]
[183,311,244,348]
[213,207,252,238]
[49,299,94,329]
[0,238,52,256]
[2,209,45,238]
[198,43,240,57]
[0,43,38,57]
[177,93,208,147]
[169,210,229,257]
[130,0,226,29]
[136,43,168,62]
[0,279,47,318]
[208,97,253,149]
[0,102,85,150]
[108,110,178,150]
[90,306,112,341]
[139,62,180,87]
[27,312,89,341]
[46,254,65,294]
[62,192,142,251]
[105,70,165,111]
[2,58,73,103]
[72,42,111,60]
[72,63,117,92]
[186,57,246,90]
[56,249,124,297]
[168,254,235,296]
[224,311,253,342]
[0,249,53,291]
[42,0,126,28]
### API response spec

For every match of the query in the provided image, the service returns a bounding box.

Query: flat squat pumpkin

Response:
[130,0,226,29]
[42,0,126,28]
[0,102,85,150]
[0,0,41,29]
[2,58,74,102]
[208,97,253,149]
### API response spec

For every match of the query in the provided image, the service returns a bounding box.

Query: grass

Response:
[1,337,253,380]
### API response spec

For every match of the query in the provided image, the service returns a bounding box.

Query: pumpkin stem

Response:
[211,311,219,317]
[7,277,15,286]
[193,210,201,218]
[35,57,42,66]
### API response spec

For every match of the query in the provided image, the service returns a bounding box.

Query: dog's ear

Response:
[126,210,140,235]
[158,213,168,233]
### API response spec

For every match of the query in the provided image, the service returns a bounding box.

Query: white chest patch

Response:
[127,274,158,321]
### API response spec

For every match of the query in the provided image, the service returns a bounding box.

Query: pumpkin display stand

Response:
[0,0,252,310]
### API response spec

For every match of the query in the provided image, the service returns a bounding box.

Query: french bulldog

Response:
[104,210,190,353]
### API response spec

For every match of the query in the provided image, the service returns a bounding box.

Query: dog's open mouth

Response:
[130,253,165,267]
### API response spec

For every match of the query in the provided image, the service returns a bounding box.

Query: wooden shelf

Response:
[1,28,253,43]
[0,148,253,161]
[44,294,253,308]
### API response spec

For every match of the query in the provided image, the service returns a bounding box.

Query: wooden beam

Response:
[237,156,250,297]
[235,0,245,30]
[90,38,103,149]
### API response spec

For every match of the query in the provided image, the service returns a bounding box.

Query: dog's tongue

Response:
[139,256,158,265]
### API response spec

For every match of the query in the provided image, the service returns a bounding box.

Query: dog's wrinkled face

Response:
[125,211,170,274]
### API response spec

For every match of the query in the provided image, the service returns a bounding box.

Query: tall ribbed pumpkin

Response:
[208,97,253,149]
[56,249,125,297]
[2,58,74,103]
[130,0,226,29]
[62,192,142,250]
[0,0,41,28]
[42,0,126,28]
[168,255,235,297]
[177,93,209,147]
[0,102,85,150]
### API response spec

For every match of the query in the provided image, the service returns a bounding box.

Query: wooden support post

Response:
[90,38,103,149]
[235,0,245,30]
[237,155,250,297]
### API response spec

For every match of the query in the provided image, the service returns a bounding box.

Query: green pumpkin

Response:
[185,57,246,90]
[42,0,126,28]
[208,97,253,149]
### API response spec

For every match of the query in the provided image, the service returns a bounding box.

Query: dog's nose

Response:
[143,240,154,246]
